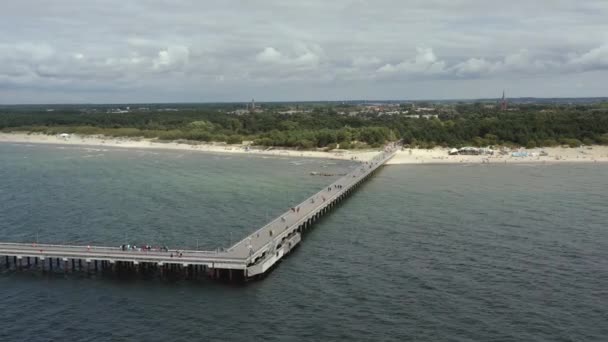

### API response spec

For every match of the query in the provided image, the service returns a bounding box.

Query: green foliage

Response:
[559,138,583,148]
[326,143,338,151]
[338,141,352,149]
[541,138,559,147]
[1,103,607,149]
[226,135,243,144]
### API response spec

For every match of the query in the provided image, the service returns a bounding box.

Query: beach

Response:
[386,145,608,165]
[1,132,608,165]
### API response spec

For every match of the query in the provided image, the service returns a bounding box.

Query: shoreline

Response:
[0,132,379,162]
[2,132,608,165]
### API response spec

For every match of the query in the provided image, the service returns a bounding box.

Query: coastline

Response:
[1,132,608,165]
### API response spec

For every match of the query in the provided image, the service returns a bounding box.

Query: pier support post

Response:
[49,258,53,271]
[94,260,98,272]
[27,257,31,267]
[4,255,8,267]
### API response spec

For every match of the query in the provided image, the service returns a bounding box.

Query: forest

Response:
[1,102,607,149]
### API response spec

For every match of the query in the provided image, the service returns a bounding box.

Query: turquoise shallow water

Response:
[0,143,607,341]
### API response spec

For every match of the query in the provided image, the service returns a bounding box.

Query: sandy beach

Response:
[1,132,608,165]
[386,146,608,165]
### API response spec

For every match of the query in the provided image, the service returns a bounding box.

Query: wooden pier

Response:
[0,146,397,282]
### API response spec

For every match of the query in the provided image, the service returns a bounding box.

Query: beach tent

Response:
[449,148,459,155]
[511,151,529,157]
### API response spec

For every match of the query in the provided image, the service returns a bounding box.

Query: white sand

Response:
[386,146,608,165]
[0,132,378,162]
[2,132,608,165]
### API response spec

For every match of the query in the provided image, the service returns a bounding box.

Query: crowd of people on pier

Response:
[118,244,188,258]
[119,244,171,253]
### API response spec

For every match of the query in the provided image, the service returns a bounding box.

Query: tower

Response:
[500,90,507,111]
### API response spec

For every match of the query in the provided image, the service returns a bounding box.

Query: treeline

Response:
[397,110,608,148]
[0,110,397,148]
[1,104,608,148]
[254,127,396,148]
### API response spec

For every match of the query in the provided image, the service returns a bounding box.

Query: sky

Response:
[1,0,608,104]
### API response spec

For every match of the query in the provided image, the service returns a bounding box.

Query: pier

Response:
[0,146,397,282]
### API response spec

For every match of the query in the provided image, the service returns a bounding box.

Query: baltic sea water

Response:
[0,143,606,341]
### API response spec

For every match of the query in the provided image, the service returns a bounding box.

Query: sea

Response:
[0,143,606,342]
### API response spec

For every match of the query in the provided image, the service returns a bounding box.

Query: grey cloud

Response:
[1,0,608,103]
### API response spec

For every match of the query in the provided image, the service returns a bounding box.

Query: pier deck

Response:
[0,146,397,281]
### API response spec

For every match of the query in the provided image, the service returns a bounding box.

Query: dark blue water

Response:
[1,143,607,341]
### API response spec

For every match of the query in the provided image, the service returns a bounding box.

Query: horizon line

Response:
[1,96,608,106]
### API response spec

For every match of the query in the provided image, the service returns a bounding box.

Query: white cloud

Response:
[377,48,446,76]
[256,47,283,63]
[293,51,320,67]
[255,45,321,68]
[452,58,497,76]
[153,46,190,71]
[568,44,608,71]
[451,50,551,77]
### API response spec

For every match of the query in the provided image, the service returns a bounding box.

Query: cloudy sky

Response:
[2,0,608,103]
